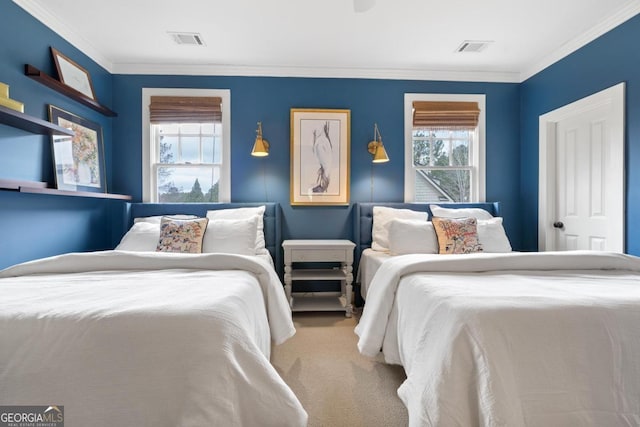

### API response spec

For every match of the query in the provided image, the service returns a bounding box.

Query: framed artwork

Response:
[48,105,106,193]
[290,108,350,205]
[51,47,96,100]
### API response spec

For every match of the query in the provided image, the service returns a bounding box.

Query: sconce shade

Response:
[367,123,390,163]
[368,141,389,163]
[251,122,270,157]
[251,137,269,157]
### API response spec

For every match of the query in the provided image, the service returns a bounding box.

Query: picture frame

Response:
[290,108,350,205]
[48,105,106,193]
[51,47,96,100]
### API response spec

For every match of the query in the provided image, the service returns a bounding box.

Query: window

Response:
[142,88,231,202]
[404,93,485,202]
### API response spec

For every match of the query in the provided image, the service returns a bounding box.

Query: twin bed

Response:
[354,203,640,426]
[0,203,307,427]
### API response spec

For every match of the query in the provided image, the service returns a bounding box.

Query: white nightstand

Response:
[282,239,356,317]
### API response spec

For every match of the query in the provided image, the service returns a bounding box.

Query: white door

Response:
[539,83,625,252]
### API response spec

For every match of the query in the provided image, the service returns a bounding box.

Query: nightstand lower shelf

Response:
[291,292,348,313]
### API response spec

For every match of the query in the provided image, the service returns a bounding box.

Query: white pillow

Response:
[206,206,267,255]
[430,204,494,220]
[388,219,438,255]
[202,217,258,255]
[477,217,512,253]
[115,222,160,251]
[372,206,428,252]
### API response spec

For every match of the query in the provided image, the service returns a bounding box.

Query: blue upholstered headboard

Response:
[122,203,282,276]
[353,202,500,262]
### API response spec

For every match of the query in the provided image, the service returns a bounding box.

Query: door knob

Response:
[553,221,564,229]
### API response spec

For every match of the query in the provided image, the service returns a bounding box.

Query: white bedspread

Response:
[356,248,390,300]
[355,251,640,426]
[0,251,307,427]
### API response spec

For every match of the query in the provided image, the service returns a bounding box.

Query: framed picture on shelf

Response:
[290,108,350,206]
[51,47,96,100]
[48,105,106,193]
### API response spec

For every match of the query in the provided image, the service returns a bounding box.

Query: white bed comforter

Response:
[0,251,307,427]
[355,251,640,427]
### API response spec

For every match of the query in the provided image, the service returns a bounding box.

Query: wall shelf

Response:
[0,105,74,136]
[0,178,132,200]
[24,64,117,117]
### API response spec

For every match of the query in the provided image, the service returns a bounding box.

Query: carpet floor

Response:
[271,311,409,427]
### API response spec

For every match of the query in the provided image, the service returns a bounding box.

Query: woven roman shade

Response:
[413,101,480,128]
[149,96,222,123]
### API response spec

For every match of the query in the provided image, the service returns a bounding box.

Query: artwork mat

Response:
[290,108,350,206]
[48,105,107,193]
[51,47,97,100]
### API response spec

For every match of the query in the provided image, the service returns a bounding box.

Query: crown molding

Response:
[520,1,640,81]
[111,62,521,83]
[12,0,113,72]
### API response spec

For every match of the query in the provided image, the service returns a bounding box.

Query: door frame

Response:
[538,82,625,251]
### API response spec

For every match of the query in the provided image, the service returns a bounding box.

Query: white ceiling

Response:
[14,0,640,82]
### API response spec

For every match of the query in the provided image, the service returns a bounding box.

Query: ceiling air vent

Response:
[168,32,205,46]
[456,40,492,53]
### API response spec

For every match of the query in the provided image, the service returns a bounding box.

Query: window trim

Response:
[142,88,231,202]
[404,93,486,202]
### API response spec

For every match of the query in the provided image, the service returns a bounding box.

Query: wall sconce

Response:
[367,123,389,163]
[251,122,269,157]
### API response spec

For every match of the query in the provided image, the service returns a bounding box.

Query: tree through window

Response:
[153,122,221,202]
[412,128,473,202]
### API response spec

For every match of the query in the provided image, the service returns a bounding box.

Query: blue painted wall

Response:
[520,14,640,255]
[0,2,119,269]
[112,76,521,248]
[12,1,639,269]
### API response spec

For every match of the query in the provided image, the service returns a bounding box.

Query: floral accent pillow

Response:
[156,217,209,253]
[432,217,484,254]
